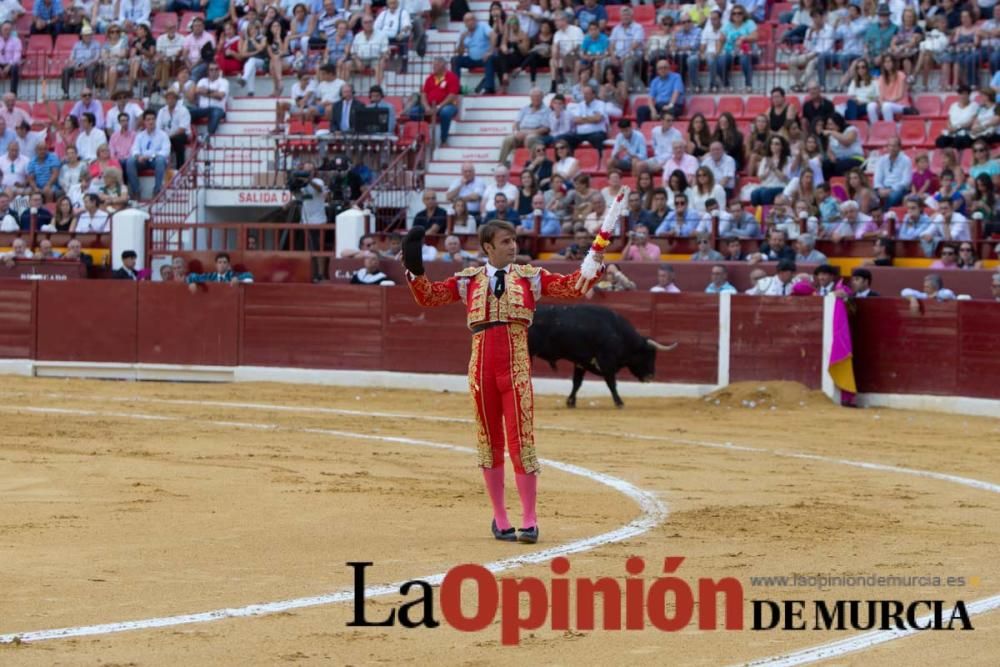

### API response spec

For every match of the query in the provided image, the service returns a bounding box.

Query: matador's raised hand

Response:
[402,227,426,276]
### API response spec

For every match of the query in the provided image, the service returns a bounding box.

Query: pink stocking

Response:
[482,466,511,530]
[514,472,538,529]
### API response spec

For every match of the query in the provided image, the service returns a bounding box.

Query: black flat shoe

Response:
[517,526,538,544]
[492,520,516,542]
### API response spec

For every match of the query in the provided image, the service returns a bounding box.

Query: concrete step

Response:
[432,147,500,162]
[229,96,282,111]
[450,119,514,135]
[215,123,274,135]
[224,109,275,123]
[441,134,508,148]
[427,161,504,175]
[425,173,457,190]
[461,95,529,111]
[461,108,521,122]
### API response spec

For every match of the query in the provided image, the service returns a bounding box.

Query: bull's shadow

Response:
[528,305,677,408]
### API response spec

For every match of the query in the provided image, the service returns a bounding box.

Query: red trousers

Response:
[467,323,538,474]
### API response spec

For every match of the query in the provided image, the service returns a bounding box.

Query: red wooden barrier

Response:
[137,283,242,366]
[36,281,138,363]
[241,284,385,369]
[0,282,36,359]
[729,296,825,389]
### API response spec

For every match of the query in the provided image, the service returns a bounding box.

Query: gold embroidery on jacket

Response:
[467,331,493,468]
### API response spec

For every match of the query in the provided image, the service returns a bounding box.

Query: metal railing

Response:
[354,138,427,231]
[147,222,337,255]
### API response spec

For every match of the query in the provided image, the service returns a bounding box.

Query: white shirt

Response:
[803,24,835,55]
[352,30,389,60]
[290,79,318,104]
[570,98,607,135]
[129,128,171,159]
[0,154,28,187]
[484,262,542,300]
[0,0,24,23]
[948,102,980,133]
[156,32,185,58]
[554,25,584,56]
[105,102,145,134]
[763,277,794,296]
[448,176,486,213]
[700,22,722,56]
[156,103,192,136]
[701,153,737,187]
[652,126,684,163]
[373,6,410,41]
[117,0,150,24]
[928,212,971,241]
[481,182,519,213]
[197,77,229,110]
[689,184,727,213]
[75,208,110,233]
[301,178,328,224]
[609,21,644,57]
[315,78,345,104]
[514,4,543,38]
[75,128,105,162]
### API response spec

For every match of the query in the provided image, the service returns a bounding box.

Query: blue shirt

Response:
[370,100,396,134]
[649,72,685,107]
[735,0,765,22]
[721,19,756,54]
[32,0,62,21]
[576,5,607,31]
[27,153,62,188]
[206,0,229,22]
[0,129,14,154]
[581,33,609,56]
[705,281,737,294]
[520,210,561,235]
[612,130,646,161]
[463,22,492,61]
[655,209,700,236]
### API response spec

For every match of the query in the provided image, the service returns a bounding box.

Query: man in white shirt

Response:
[480,166,519,215]
[190,62,228,134]
[567,85,607,156]
[155,20,185,92]
[699,10,724,91]
[761,259,797,296]
[373,0,412,71]
[313,64,345,121]
[117,0,150,34]
[445,162,487,217]
[126,111,170,199]
[498,87,551,164]
[901,274,957,302]
[348,15,389,86]
[701,141,737,191]
[552,10,584,89]
[922,199,971,243]
[156,89,192,169]
[514,0,543,39]
[0,140,28,197]
[75,112,104,162]
[873,136,912,207]
[642,113,683,174]
[0,0,24,25]
[105,90,144,135]
[608,6,645,91]
[787,10,836,90]
[75,193,110,233]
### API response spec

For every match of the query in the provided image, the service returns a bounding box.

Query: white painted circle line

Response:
[0,404,668,645]
[2,394,998,665]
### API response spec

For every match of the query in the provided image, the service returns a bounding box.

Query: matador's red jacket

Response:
[406,263,601,329]
[406,263,602,473]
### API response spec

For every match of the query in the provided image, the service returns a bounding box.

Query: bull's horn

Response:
[647,339,678,352]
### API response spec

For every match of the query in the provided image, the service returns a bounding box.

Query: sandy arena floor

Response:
[0,376,998,666]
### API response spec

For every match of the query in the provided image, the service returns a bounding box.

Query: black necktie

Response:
[494,269,506,298]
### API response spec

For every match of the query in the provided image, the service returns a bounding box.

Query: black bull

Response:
[528,304,677,408]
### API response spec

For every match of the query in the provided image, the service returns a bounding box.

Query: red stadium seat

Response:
[867,121,896,148]
[53,34,79,54]
[899,119,927,147]
[717,96,745,119]
[631,94,650,120]
[943,94,959,110]
[829,176,848,201]
[606,5,622,23]
[576,147,601,173]
[914,95,943,118]
[847,119,869,143]
[745,97,770,119]
[684,97,716,119]
[509,148,530,175]
[927,120,948,147]
[632,5,656,25]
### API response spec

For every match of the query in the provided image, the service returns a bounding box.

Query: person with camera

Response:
[294,160,331,283]
[620,223,662,261]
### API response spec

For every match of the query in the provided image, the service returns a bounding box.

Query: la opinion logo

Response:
[347,558,973,644]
